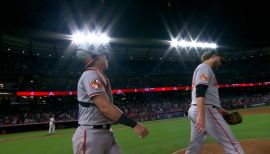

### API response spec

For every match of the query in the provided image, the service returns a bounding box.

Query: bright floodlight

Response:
[170,39,217,49]
[71,32,110,45]
[97,34,110,44]
[86,33,98,44]
[71,32,86,44]
[171,39,178,47]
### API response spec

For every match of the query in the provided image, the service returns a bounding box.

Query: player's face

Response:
[213,55,223,69]
[98,54,108,70]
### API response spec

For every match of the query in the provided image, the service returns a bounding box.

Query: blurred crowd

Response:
[0,52,269,126]
[1,90,269,127]
[0,110,77,127]
[222,93,270,109]
[0,52,269,90]
[118,97,190,121]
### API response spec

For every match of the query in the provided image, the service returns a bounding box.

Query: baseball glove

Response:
[223,111,243,125]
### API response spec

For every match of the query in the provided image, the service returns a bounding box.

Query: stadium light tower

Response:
[170,39,217,49]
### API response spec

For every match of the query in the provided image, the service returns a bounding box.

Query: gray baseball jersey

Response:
[77,68,113,125]
[73,68,122,154]
[185,63,244,154]
[191,63,221,107]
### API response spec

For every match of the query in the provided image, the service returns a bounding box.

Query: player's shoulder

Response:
[196,63,210,71]
[84,69,98,76]
[80,70,99,80]
[79,69,108,86]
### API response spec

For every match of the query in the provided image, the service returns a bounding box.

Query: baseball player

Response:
[72,45,149,154]
[185,51,244,154]
[48,115,55,135]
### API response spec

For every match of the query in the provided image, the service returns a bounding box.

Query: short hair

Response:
[76,49,92,62]
[201,51,222,62]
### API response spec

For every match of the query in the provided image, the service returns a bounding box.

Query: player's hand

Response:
[218,108,230,116]
[133,123,149,139]
[196,115,205,133]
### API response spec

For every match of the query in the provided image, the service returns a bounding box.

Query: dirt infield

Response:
[173,106,270,154]
[173,138,270,154]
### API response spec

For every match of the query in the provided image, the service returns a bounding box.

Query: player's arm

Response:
[84,72,148,138]
[196,84,208,133]
[218,107,230,116]
[93,94,149,138]
[92,94,122,121]
[194,66,211,133]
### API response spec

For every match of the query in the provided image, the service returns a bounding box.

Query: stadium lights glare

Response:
[72,32,85,44]
[170,39,217,49]
[71,32,110,45]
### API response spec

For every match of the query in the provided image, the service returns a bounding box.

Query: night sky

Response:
[0,0,269,50]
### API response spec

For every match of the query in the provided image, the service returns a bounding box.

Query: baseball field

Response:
[0,106,269,154]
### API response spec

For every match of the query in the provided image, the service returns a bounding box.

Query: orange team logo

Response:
[200,74,208,81]
[90,80,103,89]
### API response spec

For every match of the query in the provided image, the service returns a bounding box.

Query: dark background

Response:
[1,0,270,50]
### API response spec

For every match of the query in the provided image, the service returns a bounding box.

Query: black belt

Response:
[79,101,96,108]
[191,104,219,108]
[79,124,111,130]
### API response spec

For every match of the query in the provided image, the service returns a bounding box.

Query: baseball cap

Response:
[76,45,110,61]
[201,50,226,63]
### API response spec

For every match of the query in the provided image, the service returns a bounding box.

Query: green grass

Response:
[0,112,270,154]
